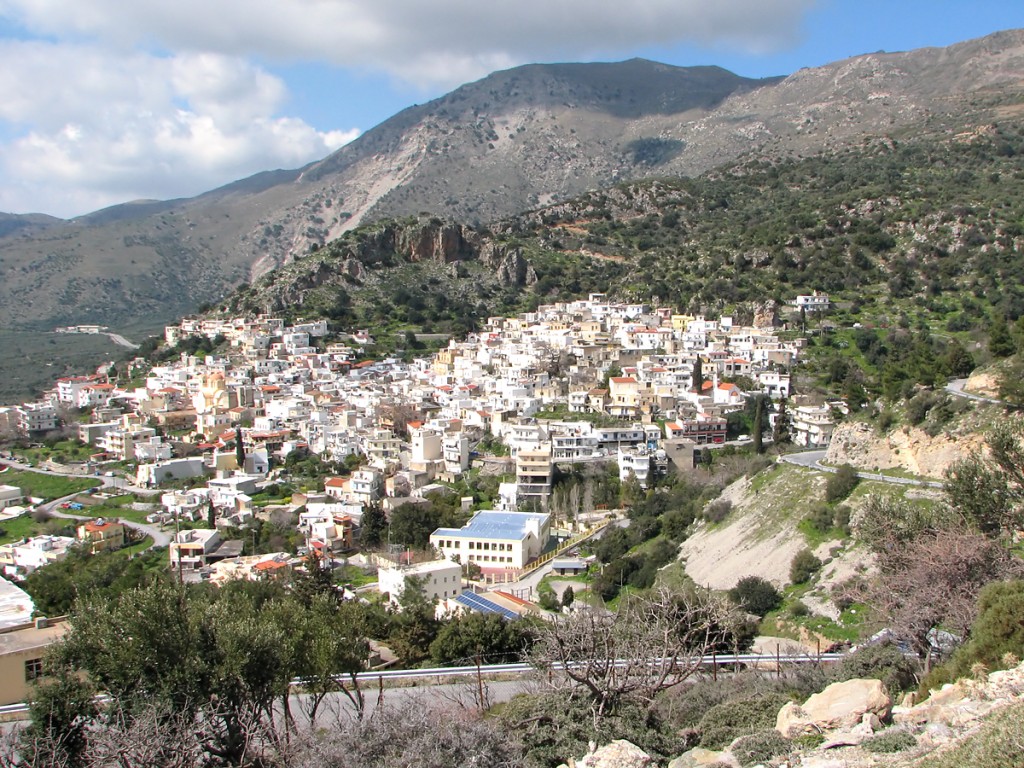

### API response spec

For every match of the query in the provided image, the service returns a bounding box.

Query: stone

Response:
[579,740,653,768]
[777,679,892,737]
[668,747,730,767]
[800,678,892,731]
[776,701,816,738]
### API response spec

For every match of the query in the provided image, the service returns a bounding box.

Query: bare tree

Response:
[864,525,1024,671]
[529,588,742,717]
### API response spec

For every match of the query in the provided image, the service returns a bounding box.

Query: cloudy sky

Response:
[0,0,1022,218]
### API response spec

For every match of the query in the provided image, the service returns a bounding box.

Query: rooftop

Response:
[433,510,548,541]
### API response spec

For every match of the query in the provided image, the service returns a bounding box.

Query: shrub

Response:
[861,728,917,754]
[791,733,824,749]
[789,549,822,585]
[728,576,782,617]
[922,701,1024,768]
[803,502,834,534]
[833,505,852,535]
[834,641,919,694]
[905,390,940,426]
[703,499,732,524]
[561,586,575,609]
[945,580,1024,679]
[731,730,792,768]
[697,694,790,750]
[538,590,559,611]
[788,600,810,618]
[825,464,859,503]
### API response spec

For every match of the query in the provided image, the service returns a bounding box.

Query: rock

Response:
[752,299,779,328]
[821,712,880,748]
[824,420,984,479]
[797,758,849,768]
[668,747,731,767]
[578,740,652,768]
[776,701,815,738]
[480,242,538,286]
[927,681,971,707]
[777,679,891,736]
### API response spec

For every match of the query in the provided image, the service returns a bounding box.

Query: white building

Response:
[15,403,57,436]
[793,292,830,312]
[0,536,76,579]
[791,404,837,448]
[377,559,463,607]
[0,486,23,510]
[169,528,222,572]
[618,447,654,489]
[431,510,550,576]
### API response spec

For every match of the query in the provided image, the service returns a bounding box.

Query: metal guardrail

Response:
[0,653,844,719]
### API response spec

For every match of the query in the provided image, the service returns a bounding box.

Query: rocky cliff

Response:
[824,420,986,479]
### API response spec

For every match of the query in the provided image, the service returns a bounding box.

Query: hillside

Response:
[2,29,1024,339]
[221,118,1024,352]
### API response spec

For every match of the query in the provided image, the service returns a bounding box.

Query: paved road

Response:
[4,459,170,549]
[779,450,943,489]
[1,456,158,497]
[945,377,1005,406]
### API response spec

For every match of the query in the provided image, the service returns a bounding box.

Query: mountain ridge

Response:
[2,29,1024,336]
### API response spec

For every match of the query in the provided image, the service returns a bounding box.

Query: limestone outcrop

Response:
[824,420,983,478]
[776,678,892,737]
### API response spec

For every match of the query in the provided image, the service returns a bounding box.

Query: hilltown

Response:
[0,293,844,582]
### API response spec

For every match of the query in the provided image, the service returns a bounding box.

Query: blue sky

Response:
[0,0,1021,218]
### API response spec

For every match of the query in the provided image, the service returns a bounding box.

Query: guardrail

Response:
[0,653,844,720]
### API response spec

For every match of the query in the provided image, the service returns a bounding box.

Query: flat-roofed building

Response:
[431,510,550,576]
[0,485,23,510]
[377,559,463,607]
[0,617,70,705]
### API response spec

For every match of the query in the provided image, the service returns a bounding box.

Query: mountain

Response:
[2,30,1024,335]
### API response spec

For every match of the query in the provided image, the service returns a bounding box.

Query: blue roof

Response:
[455,591,519,621]
[433,510,548,541]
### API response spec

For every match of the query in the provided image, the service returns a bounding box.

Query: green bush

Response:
[947,580,1024,678]
[789,549,822,585]
[731,730,792,767]
[788,600,810,618]
[791,733,824,749]
[834,641,919,695]
[728,576,782,617]
[697,694,790,750]
[861,728,917,754]
[825,464,859,503]
[803,502,834,533]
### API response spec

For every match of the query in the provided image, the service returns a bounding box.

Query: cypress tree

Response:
[753,396,764,454]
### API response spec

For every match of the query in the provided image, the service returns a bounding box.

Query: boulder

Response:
[578,740,653,768]
[776,679,891,736]
[776,701,815,738]
[667,747,732,767]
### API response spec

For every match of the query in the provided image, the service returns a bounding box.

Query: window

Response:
[25,658,43,681]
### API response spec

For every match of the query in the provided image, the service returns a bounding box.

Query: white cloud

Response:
[0,41,357,216]
[1,0,815,88]
[0,0,816,215]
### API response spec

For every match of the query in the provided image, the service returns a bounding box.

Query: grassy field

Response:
[0,468,100,500]
[0,513,46,544]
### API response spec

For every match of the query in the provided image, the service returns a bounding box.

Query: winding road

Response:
[780,449,944,489]
[2,457,169,549]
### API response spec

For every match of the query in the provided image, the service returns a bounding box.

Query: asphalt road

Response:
[779,450,943,489]
[945,377,1005,405]
[3,458,170,549]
